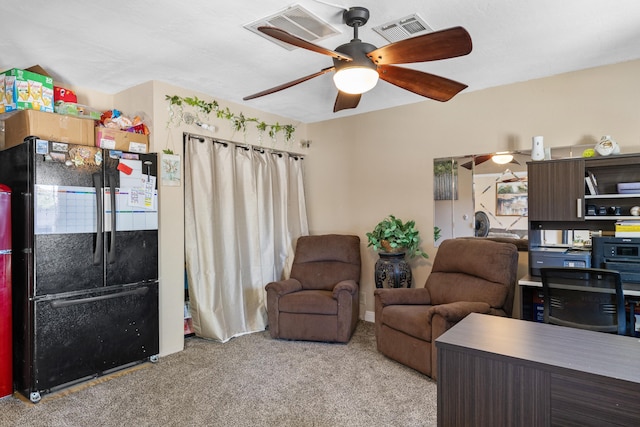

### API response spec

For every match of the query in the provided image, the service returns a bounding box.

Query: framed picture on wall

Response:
[161,153,181,187]
[496,181,528,216]
[433,159,458,201]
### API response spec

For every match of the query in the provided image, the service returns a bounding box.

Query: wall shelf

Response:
[585,215,639,220]
[528,154,640,225]
[585,193,640,199]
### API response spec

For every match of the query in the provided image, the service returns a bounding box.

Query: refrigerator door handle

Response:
[49,287,149,308]
[108,173,117,264]
[92,173,103,266]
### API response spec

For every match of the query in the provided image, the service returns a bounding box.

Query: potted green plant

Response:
[367,215,428,289]
[366,215,428,258]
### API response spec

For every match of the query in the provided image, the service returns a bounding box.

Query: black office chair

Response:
[540,267,626,335]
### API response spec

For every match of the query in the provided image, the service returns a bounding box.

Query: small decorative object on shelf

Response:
[594,135,620,156]
[366,215,428,289]
[531,136,545,161]
[616,182,640,194]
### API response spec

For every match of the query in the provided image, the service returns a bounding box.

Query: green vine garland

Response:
[165,95,296,142]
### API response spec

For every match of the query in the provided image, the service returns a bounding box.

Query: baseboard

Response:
[364,310,375,323]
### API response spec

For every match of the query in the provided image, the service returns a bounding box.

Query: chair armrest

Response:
[265,278,302,296]
[374,287,431,307]
[332,279,358,298]
[431,301,491,323]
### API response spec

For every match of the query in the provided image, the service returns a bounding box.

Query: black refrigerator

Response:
[0,137,159,403]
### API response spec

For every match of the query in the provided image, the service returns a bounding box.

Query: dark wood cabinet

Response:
[528,153,640,230]
[528,158,585,222]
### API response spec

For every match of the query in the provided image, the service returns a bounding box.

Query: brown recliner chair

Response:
[266,234,361,343]
[374,238,518,379]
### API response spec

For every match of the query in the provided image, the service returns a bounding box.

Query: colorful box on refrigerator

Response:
[0,68,54,113]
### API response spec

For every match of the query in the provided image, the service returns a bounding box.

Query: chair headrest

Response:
[294,234,361,265]
[432,238,518,285]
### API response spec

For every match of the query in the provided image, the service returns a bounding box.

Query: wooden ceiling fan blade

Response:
[258,26,353,61]
[464,155,520,170]
[333,91,361,112]
[244,67,335,101]
[377,65,467,102]
[461,160,473,170]
[475,155,492,165]
[462,155,491,169]
[367,27,472,65]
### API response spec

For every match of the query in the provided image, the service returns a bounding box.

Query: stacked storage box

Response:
[0,68,54,114]
[1,66,149,153]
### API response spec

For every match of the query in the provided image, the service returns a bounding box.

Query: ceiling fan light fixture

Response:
[333,66,379,94]
[492,153,514,164]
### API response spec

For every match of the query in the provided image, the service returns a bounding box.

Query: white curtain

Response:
[184,134,308,342]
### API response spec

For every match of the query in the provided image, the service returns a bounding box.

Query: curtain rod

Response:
[184,132,304,158]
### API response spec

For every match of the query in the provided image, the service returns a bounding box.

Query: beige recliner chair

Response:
[374,238,518,379]
[266,234,361,343]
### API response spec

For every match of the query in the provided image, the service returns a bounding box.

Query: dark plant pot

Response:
[374,252,412,289]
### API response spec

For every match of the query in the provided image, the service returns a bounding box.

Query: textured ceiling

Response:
[2,1,640,124]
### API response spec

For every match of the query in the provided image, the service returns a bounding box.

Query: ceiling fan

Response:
[461,154,521,170]
[243,6,472,113]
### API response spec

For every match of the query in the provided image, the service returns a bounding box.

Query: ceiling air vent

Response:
[373,13,433,43]
[245,4,340,51]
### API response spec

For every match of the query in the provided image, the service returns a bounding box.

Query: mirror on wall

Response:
[433,151,530,247]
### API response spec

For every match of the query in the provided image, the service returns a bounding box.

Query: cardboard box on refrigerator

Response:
[95,127,149,153]
[0,109,95,150]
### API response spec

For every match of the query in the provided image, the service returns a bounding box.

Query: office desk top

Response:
[436,313,640,384]
[518,274,640,297]
[436,313,640,426]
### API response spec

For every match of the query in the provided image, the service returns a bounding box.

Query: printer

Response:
[530,247,591,276]
[592,236,640,283]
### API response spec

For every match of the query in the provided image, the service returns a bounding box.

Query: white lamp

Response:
[492,153,514,164]
[333,67,379,95]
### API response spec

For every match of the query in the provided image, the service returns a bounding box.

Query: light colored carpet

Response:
[0,321,437,426]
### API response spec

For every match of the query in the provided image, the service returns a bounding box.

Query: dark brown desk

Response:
[518,274,640,323]
[436,313,640,426]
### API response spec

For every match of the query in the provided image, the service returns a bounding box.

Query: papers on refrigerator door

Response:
[35,182,158,235]
[107,158,158,231]
[104,187,158,232]
[34,185,97,235]
[118,159,157,210]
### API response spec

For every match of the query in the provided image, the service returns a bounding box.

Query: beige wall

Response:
[149,81,309,355]
[306,59,640,320]
[37,58,640,356]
